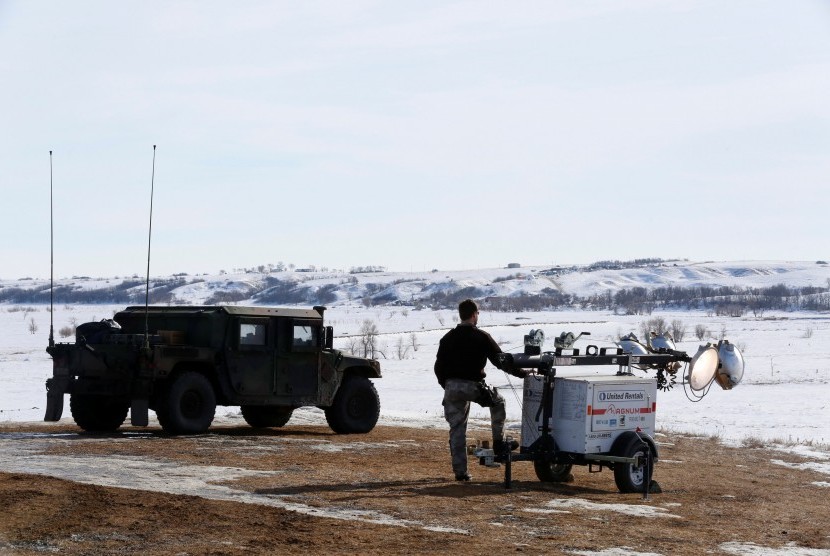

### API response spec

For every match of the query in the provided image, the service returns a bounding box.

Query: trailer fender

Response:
[610,431,659,463]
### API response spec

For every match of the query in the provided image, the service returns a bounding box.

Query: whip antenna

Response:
[49,150,54,348]
[144,145,157,348]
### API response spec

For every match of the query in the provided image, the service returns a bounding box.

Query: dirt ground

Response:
[0,421,828,555]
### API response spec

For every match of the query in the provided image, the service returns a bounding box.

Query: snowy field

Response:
[2,303,829,448]
[3,303,830,555]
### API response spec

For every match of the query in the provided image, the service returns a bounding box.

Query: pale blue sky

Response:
[1,1,828,278]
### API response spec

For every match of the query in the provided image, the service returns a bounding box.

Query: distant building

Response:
[507,263,521,269]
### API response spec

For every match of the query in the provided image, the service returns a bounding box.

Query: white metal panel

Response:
[521,375,657,454]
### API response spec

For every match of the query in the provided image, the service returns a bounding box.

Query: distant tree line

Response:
[3,276,829,315]
[0,278,193,305]
[420,283,830,315]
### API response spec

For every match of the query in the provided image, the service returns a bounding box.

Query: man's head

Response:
[458,299,478,324]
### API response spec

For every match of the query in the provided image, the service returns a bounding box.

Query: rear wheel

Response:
[241,405,293,428]
[613,434,655,493]
[70,394,129,432]
[324,375,380,434]
[156,372,216,435]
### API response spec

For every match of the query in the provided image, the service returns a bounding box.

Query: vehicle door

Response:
[277,318,320,400]
[227,317,277,395]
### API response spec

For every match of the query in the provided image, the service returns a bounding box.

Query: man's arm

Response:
[484,330,527,379]
[434,340,447,388]
[483,330,503,368]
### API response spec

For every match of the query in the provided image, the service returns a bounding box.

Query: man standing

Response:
[434,299,527,481]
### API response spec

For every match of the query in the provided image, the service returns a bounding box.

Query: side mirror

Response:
[324,326,334,349]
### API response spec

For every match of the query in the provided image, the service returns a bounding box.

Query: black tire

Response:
[534,460,574,483]
[324,375,380,434]
[69,394,129,432]
[613,434,655,493]
[155,372,216,435]
[241,405,293,428]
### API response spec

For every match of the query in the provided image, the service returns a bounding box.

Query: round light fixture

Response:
[715,341,744,390]
[688,344,719,391]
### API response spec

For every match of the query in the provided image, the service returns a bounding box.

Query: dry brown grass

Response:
[0,422,828,555]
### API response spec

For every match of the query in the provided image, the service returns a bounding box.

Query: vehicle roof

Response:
[119,306,323,319]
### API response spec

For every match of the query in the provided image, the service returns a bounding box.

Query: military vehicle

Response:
[44,305,381,435]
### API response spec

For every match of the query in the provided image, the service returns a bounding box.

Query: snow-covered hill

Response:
[2,260,829,308]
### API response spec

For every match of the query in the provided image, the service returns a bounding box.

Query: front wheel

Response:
[324,375,380,434]
[534,460,574,483]
[613,434,655,493]
[155,372,216,435]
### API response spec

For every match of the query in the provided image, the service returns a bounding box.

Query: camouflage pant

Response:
[442,378,506,475]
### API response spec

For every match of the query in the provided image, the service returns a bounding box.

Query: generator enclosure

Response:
[521,375,657,454]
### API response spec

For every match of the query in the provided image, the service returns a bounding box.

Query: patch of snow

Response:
[811,481,830,488]
[775,445,830,461]
[524,498,681,519]
[770,459,830,476]
[307,441,404,453]
[0,435,469,535]
[719,541,830,555]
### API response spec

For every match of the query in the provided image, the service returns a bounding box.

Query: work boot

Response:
[455,472,471,481]
[493,438,519,454]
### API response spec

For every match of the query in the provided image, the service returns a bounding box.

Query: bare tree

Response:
[670,320,687,342]
[359,319,379,359]
[751,304,766,318]
[395,336,410,360]
[346,336,360,356]
[436,314,445,327]
[408,331,419,352]
[694,324,708,341]
[639,316,668,339]
[28,318,38,335]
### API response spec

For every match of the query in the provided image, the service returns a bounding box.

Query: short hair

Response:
[458,299,478,321]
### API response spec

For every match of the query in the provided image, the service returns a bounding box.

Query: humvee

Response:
[44,305,381,435]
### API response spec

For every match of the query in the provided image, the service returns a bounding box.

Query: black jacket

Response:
[434,324,507,386]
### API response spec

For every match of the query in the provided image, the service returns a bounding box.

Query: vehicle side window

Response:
[240,323,267,346]
[292,325,318,349]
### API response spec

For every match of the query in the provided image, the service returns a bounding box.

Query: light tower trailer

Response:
[479,336,692,496]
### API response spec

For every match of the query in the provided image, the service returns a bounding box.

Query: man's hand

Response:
[514,369,529,379]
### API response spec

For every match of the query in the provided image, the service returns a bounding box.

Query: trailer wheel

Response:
[613,433,654,493]
[70,394,129,432]
[241,405,293,428]
[156,372,216,435]
[324,375,380,434]
[534,460,574,483]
